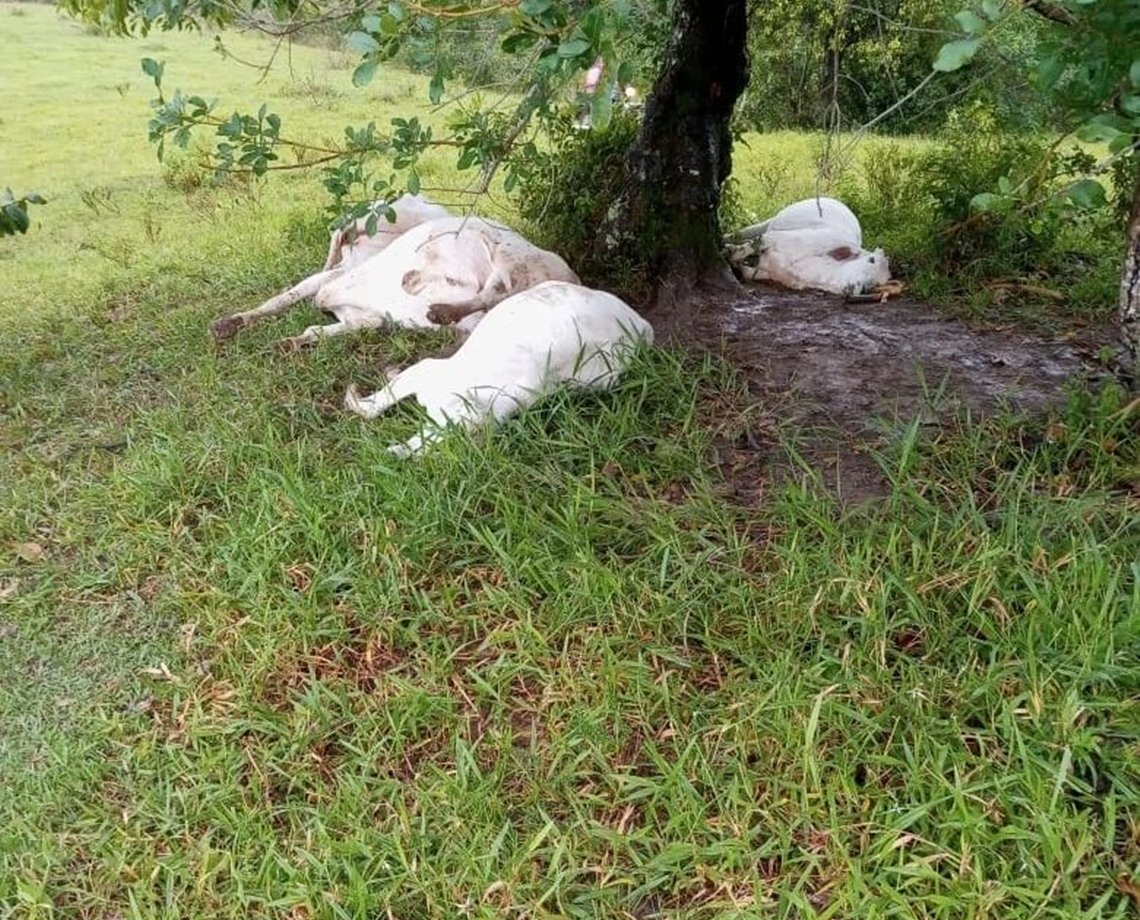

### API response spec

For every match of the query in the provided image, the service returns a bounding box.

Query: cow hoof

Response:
[344,383,364,414]
[279,335,311,354]
[426,304,462,326]
[210,315,245,341]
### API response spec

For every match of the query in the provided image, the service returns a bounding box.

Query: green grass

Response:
[729,130,935,228]
[2,4,1139,917]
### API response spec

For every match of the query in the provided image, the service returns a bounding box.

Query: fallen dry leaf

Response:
[139,663,177,682]
[0,577,19,601]
[12,542,45,563]
[1117,875,1140,907]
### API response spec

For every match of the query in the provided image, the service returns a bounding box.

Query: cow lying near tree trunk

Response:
[210,194,451,342]
[211,214,579,348]
[322,194,452,272]
[725,197,891,296]
[344,281,654,457]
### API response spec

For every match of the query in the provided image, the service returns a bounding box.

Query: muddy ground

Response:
[685,286,1118,505]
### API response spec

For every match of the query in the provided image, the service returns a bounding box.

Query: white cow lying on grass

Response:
[725,196,891,296]
[210,194,451,342]
[211,214,579,348]
[344,281,654,457]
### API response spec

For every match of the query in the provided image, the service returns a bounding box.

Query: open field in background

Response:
[2,4,1138,916]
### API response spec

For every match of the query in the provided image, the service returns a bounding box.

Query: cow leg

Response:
[426,260,512,326]
[279,314,375,351]
[425,279,508,326]
[391,397,493,457]
[344,359,440,419]
[279,323,340,351]
[211,268,344,341]
[387,428,445,459]
[345,381,404,419]
[426,299,494,326]
[322,226,349,272]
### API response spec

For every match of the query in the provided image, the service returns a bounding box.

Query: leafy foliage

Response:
[0,189,46,237]
[940,0,1140,212]
[838,103,1120,318]
[512,112,648,294]
[62,0,655,226]
[740,0,1047,133]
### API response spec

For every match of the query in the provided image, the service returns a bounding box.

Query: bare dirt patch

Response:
[684,285,1117,504]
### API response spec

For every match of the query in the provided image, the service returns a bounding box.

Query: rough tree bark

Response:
[598,0,751,326]
[1120,168,1140,384]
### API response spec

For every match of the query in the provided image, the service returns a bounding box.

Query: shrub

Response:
[161,144,215,194]
[511,112,646,294]
[838,103,1121,322]
[161,142,253,196]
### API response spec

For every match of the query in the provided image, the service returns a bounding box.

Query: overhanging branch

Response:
[1022,0,1075,26]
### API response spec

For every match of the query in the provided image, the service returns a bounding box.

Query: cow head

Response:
[830,245,891,294]
[724,238,764,281]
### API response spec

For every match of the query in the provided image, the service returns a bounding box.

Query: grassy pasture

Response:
[2,4,1139,917]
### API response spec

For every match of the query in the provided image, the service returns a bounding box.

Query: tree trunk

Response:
[819,27,841,130]
[598,0,751,325]
[1120,167,1140,387]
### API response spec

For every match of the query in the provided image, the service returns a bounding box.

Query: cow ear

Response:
[828,246,858,262]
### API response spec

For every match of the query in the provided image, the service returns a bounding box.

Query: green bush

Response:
[838,104,1121,322]
[511,113,647,294]
[160,144,214,193]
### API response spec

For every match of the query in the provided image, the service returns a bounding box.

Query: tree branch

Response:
[1022,0,1075,26]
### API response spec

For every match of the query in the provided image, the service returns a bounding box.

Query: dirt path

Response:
[688,286,1116,504]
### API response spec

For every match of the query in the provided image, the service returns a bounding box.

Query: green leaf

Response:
[616,60,634,87]
[954,10,986,35]
[457,146,478,170]
[1077,121,1123,143]
[1037,54,1063,90]
[557,37,590,58]
[1108,133,1138,154]
[407,170,421,195]
[520,0,552,15]
[970,192,1002,212]
[590,75,614,130]
[1120,94,1140,116]
[933,38,981,73]
[501,31,538,54]
[217,113,243,138]
[1131,59,1140,89]
[1066,179,1107,209]
[388,1,406,21]
[347,31,380,54]
[352,59,378,87]
[140,57,164,88]
[981,0,1002,18]
[3,202,30,234]
[429,72,444,104]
